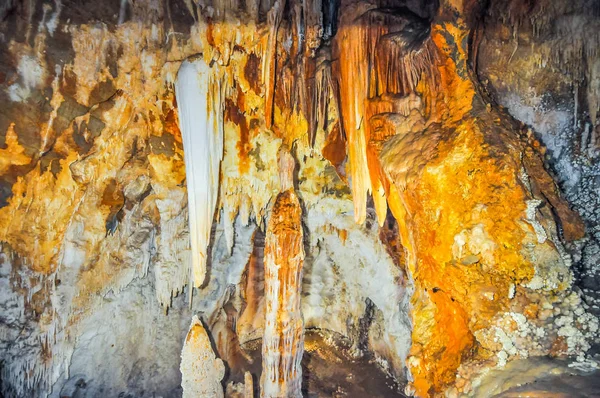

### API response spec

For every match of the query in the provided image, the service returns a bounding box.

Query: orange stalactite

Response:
[334,2,440,226]
[333,2,375,225]
[366,144,388,225]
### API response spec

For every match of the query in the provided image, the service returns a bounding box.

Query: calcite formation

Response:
[0,0,598,397]
[328,1,593,394]
[180,315,225,397]
[260,187,305,398]
[175,57,224,288]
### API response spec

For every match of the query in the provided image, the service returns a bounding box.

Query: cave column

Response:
[260,148,304,398]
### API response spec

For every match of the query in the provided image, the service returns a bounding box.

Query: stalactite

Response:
[333,3,374,225]
[311,46,338,147]
[180,316,225,398]
[263,0,285,129]
[175,58,224,288]
[260,151,304,398]
[333,2,437,225]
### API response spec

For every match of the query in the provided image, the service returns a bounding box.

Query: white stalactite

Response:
[175,58,224,288]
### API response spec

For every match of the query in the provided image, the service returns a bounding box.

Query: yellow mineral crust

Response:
[379,19,583,397]
[0,151,81,274]
[393,119,535,395]
[0,124,31,175]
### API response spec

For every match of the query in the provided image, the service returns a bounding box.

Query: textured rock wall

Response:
[475,0,600,318]
[328,0,598,395]
[0,0,412,396]
[0,0,598,397]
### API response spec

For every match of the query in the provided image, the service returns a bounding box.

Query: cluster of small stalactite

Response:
[481,0,600,154]
[332,0,440,226]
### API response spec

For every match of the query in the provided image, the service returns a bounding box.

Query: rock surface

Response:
[0,0,598,397]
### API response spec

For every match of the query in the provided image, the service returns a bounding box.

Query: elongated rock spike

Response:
[180,316,225,398]
[175,58,224,288]
[260,188,305,398]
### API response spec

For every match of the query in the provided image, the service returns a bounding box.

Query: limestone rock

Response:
[180,315,225,398]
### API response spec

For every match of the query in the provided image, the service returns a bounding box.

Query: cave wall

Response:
[0,1,413,396]
[476,0,600,299]
[0,0,598,397]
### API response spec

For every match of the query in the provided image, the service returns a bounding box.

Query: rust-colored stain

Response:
[244,52,262,95]
[163,108,182,143]
[206,18,216,47]
[321,123,346,173]
[225,90,251,174]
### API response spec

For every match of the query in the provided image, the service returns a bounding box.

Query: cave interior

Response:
[0,0,600,397]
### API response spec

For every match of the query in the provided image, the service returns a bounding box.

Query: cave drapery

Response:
[0,0,599,397]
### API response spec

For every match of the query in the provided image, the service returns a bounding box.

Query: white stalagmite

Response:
[180,315,225,398]
[175,58,224,288]
[244,371,254,398]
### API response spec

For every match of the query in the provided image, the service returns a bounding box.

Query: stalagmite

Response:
[180,316,225,398]
[175,58,224,288]
[260,150,305,398]
[244,371,254,398]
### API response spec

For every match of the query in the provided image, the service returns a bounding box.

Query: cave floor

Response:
[495,373,600,398]
[227,330,600,397]
[232,329,408,397]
